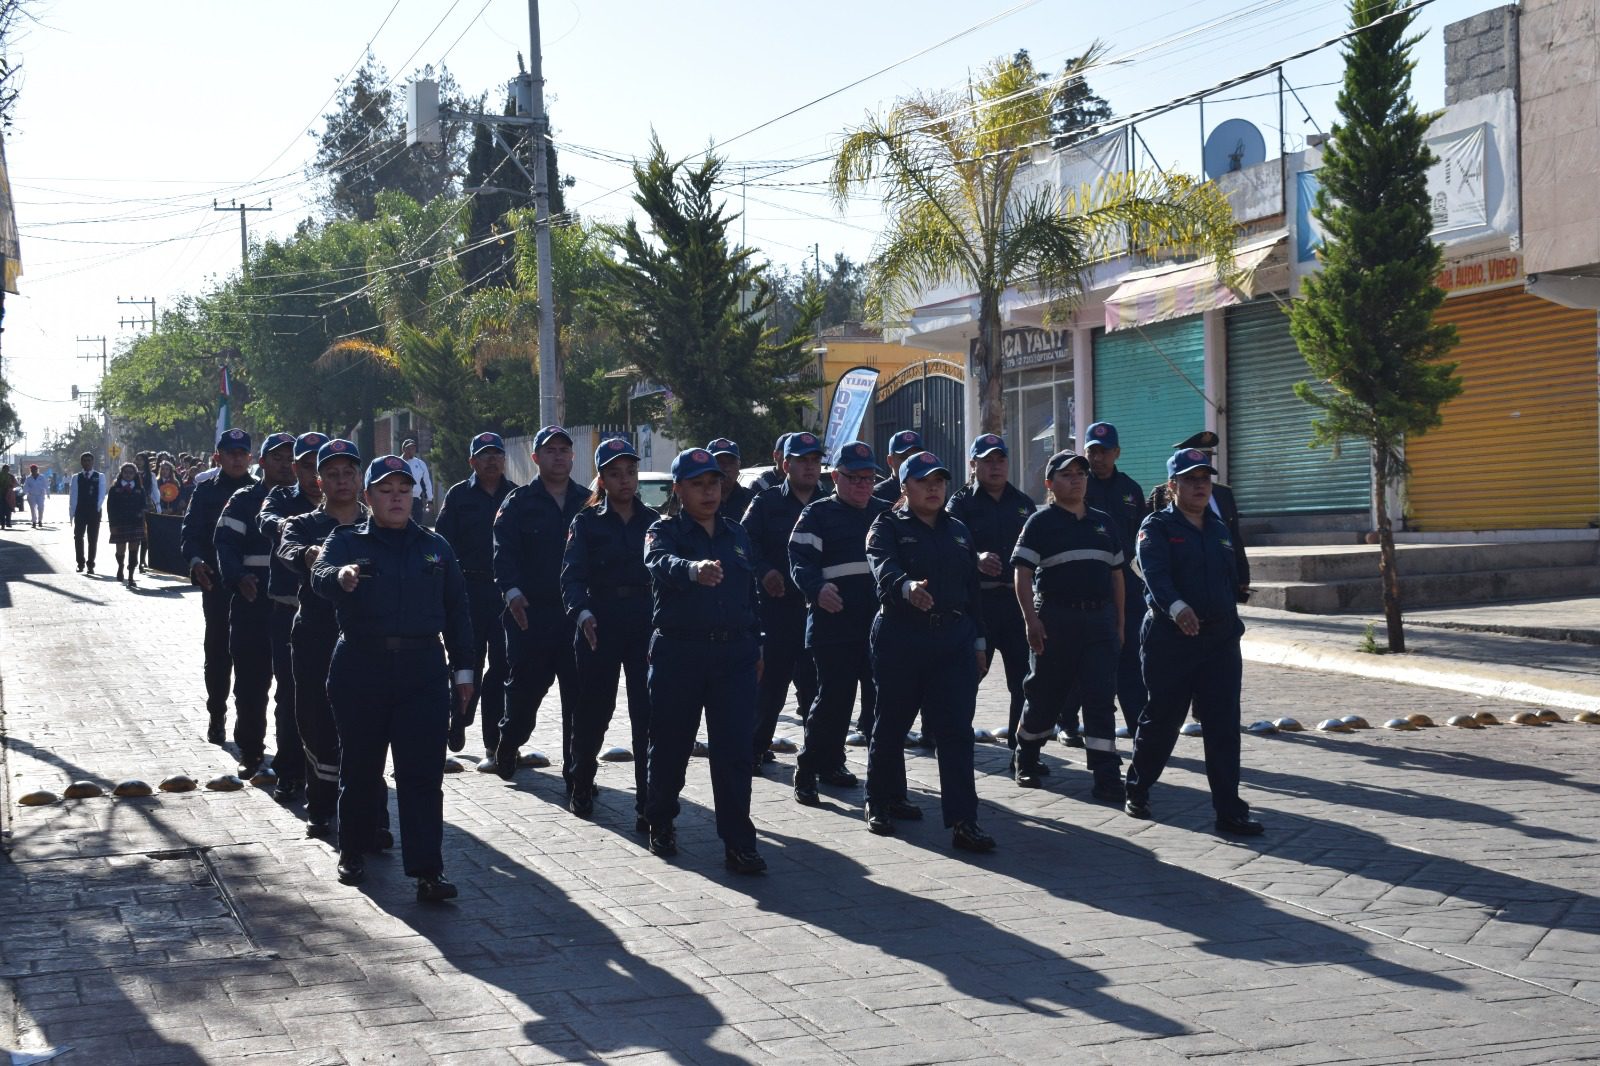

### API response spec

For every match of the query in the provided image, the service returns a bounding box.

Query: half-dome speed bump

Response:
[1574,710,1600,725]
[1407,713,1436,727]
[1535,709,1561,723]
[63,780,104,799]
[768,736,798,754]
[442,758,466,774]
[518,750,551,768]
[18,790,59,806]
[845,732,866,747]
[1447,715,1483,729]
[1339,715,1371,729]
[1180,722,1204,737]
[1474,711,1500,725]
[206,775,245,792]
[601,746,634,762]
[113,780,154,798]
[1317,719,1354,733]
[1273,718,1304,732]
[159,775,198,793]
[1245,720,1278,735]
[250,767,279,787]
[1509,711,1547,726]
[1382,718,1417,731]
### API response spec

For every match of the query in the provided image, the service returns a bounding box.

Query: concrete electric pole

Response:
[117,295,157,333]
[213,200,273,275]
[524,0,559,428]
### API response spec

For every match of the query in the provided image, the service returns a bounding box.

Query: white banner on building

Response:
[1427,123,1487,234]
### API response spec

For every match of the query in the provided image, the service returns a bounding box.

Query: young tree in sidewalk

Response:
[831,49,1235,434]
[1289,0,1461,654]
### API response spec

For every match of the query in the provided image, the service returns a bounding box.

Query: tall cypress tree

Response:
[1289,0,1461,653]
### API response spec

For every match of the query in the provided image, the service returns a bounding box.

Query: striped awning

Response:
[1103,232,1286,333]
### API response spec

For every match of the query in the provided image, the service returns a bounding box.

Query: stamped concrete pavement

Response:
[3,496,1599,1064]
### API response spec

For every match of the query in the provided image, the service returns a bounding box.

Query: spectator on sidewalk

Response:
[23,464,47,528]
[106,461,148,589]
[0,464,15,530]
[156,459,184,515]
[401,438,433,525]
[69,453,106,574]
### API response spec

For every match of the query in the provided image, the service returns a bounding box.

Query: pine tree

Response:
[1288,0,1461,653]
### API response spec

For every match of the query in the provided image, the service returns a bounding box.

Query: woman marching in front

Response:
[1124,447,1263,837]
[864,451,994,852]
[312,455,477,900]
[106,461,147,588]
[562,437,658,823]
[642,448,766,875]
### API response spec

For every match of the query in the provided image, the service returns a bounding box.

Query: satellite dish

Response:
[1203,118,1267,180]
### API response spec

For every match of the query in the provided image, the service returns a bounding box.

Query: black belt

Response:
[344,635,440,651]
[656,626,747,643]
[596,585,650,599]
[897,608,968,629]
[1046,599,1110,611]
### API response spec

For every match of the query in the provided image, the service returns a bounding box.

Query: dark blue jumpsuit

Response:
[279,505,382,830]
[312,518,474,877]
[871,472,901,504]
[1083,468,1149,732]
[435,472,516,754]
[214,479,276,766]
[562,497,658,809]
[789,495,888,774]
[493,477,586,789]
[258,483,316,783]
[1125,505,1249,819]
[719,482,754,526]
[643,512,762,849]
[946,481,1035,748]
[1013,504,1126,784]
[865,507,987,827]
[180,470,252,734]
[742,481,822,760]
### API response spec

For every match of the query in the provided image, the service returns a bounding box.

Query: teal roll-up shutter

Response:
[1091,317,1206,494]
[1225,298,1370,515]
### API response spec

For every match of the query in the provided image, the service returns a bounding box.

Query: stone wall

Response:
[1519,0,1600,274]
[1445,6,1520,105]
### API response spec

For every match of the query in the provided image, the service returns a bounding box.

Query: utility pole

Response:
[117,295,157,333]
[76,335,111,460]
[213,199,273,275]
[524,0,559,427]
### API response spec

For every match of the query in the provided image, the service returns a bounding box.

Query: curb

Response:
[1402,618,1600,647]
[1241,635,1600,713]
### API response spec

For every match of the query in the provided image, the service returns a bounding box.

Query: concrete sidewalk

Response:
[1241,598,1600,714]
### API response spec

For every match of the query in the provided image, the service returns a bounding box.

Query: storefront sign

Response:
[993,328,1071,372]
[1436,249,1523,296]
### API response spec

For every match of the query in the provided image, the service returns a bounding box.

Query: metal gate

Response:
[1091,317,1206,494]
[873,359,966,471]
[1225,297,1371,515]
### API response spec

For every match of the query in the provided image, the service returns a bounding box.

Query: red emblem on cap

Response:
[479,433,493,442]
[229,430,243,439]
[691,450,709,462]
[1093,426,1106,436]
[1186,449,1204,461]
[854,444,867,456]
[386,457,403,469]
[924,453,940,464]
[800,434,814,444]
[331,441,347,451]
[984,435,998,445]
[609,439,625,450]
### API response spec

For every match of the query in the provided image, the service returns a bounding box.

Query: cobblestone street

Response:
[4,502,1599,1064]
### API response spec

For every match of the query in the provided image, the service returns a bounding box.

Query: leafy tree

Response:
[1026,48,1115,146]
[46,415,101,472]
[592,138,822,449]
[309,55,477,222]
[461,94,568,293]
[0,367,20,454]
[0,0,33,131]
[768,253,868,338]
[833,51,1235,433]
[1289,0,1460,654]
[100,300,220,452]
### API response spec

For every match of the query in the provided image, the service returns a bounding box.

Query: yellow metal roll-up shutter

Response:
[1406,287,1599,530]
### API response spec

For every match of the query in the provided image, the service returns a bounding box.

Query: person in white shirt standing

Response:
[401,438,433,526]
[69,452,106,574]
[23,464,48,528]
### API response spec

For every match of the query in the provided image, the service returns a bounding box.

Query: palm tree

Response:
[833,51,1238,433]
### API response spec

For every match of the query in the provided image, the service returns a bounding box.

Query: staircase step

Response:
[1249,565,1600,613]
[1248,532,1368,547]
[1248,540,1598,583]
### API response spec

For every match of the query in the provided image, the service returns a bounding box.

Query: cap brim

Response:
[367,469,415,486]
[971,447,1007,459]
[1171,463,1218,477]
[597,452,638,468]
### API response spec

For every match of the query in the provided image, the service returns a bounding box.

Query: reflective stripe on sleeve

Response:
[243,554,271,567]
[219,516,248,534]
[789,532,823,550]
[820,561,872,580]
[1012,546,1040,566]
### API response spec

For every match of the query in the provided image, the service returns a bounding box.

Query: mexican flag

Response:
[216,365,231,443]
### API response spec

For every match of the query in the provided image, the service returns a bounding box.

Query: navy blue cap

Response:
[900,451,951,481]
[1045,450,1089,478]
[706,437,741,460]
[293,432,329,460]
[833,440,876,473]
[260,432,297,456]
[1167,447,1218,479]
[671,448,720,482]
[469,431,505,457]
[216,428,252,452]
[1084,422,1119,449]
[595,436,639,470]
[784,432,823,458]
[888,429,924,455]
[532,425,572,451]
[316,439,360,469]
[969,433,1008,460]
[773,433,792,456]
[364,454,415,489]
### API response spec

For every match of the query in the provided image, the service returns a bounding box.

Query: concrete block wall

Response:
[1445,5,1520,105]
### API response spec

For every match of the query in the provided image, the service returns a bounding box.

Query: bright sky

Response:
[1,0,1494,453]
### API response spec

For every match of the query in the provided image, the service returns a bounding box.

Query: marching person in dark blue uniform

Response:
[255,431,328,801]
[1125,447,1262,837]
[1010,451,1127,800]
[492,426,586,787]
[181,428,255,747]
[788,440,886,806]
[1081,420,1151,737]
[872,429,923,503]
[750,434,791,494]
[562,436,658,822]
[865,451,994,851]
[278,439,378,841]
[742,430,825,769]
[434,431,518,767]
[1146,431,1252,602]
[709,437,754,526]
[946,433,1036,765]
[214,431,297,775]
[312,455,475,901]
[643,448,767,875]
